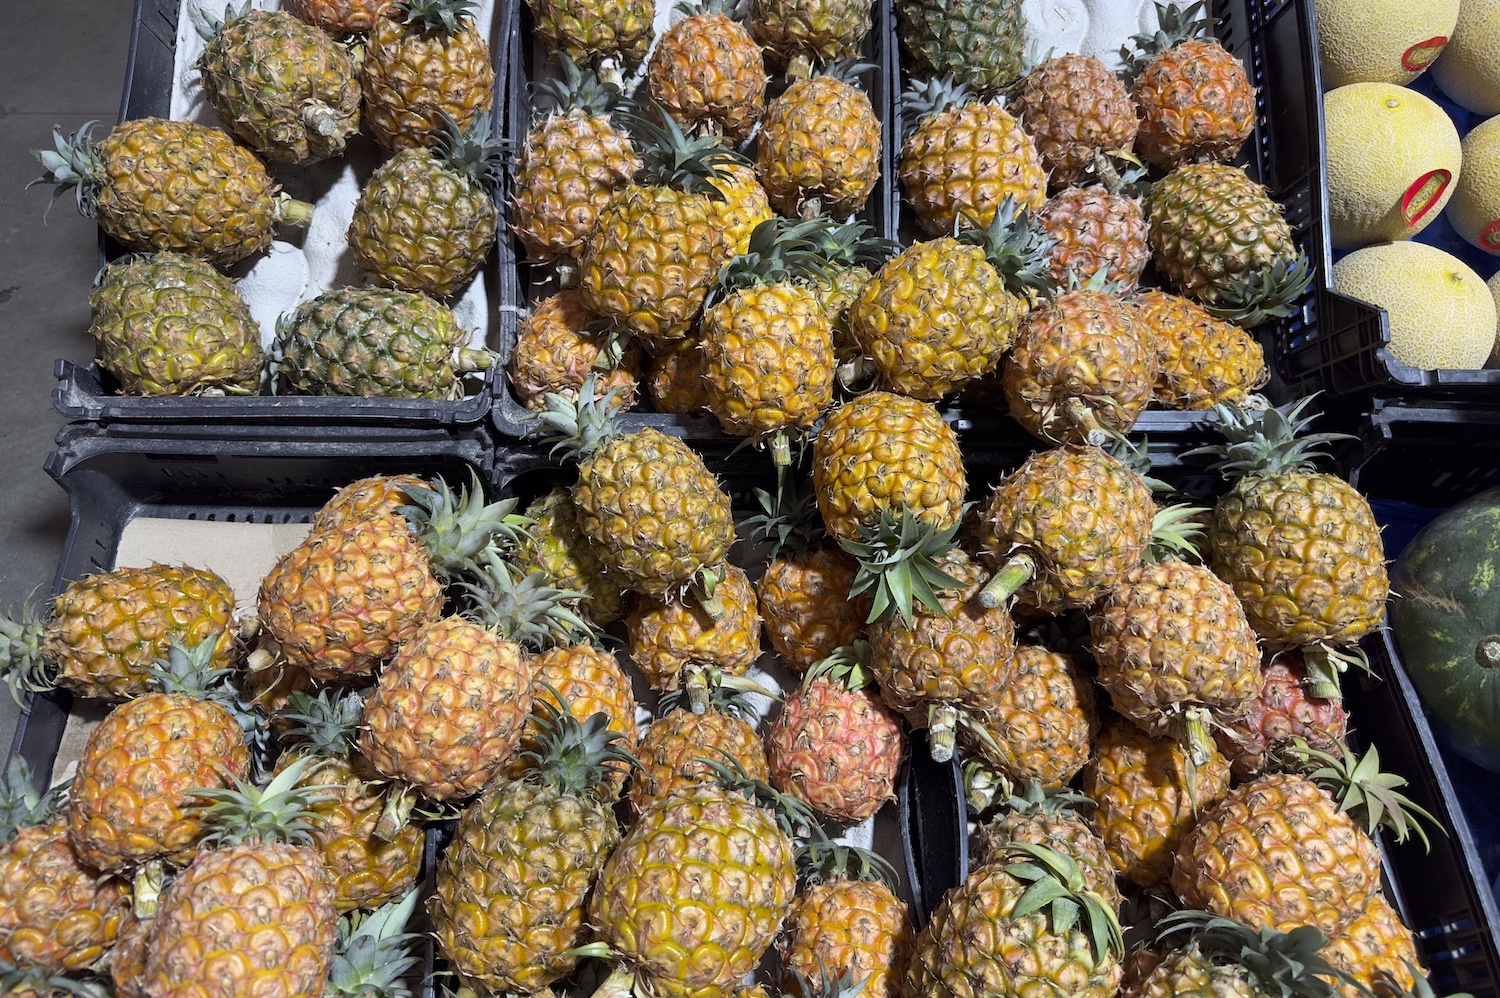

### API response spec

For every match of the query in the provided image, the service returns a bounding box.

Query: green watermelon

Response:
[1389,486,1500,773]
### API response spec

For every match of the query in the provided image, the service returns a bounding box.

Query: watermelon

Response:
[1388,486,1500,773]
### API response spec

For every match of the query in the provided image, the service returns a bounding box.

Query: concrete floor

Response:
[0,1,134,752]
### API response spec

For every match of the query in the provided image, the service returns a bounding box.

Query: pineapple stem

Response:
[770,430,792,469]
[691,569,726,622]
[275,194,315,229]
[238,614,261,642]
[455,348,495,373]
[555,261,580,288]
[596,58,625,91]
[1061,397,1108,446]
[977,551,1037,608]
[373,782,416,842]
[1183,707,1215,769]
[301,102,341,138]
[590,963,636,998]
[1302,648,1344,701]
[799,196,823,220]
[245,645,278,673]
[929,703,958,763]
[133,860,165,919]
[684,665,710,715]
[786,54,814,80]
[1476,635,1500,669]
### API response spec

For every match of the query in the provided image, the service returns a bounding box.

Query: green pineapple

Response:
[896,0,1027,94]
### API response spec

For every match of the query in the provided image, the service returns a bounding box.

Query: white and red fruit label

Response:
[1402,37,1449,71]
[1401,170,1452,227]
[1481,219,1500,251]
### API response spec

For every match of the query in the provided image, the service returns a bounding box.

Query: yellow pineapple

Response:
[756,62,881,218]
[1133,290,1267,409]
[648,0,767,140]
[779,844,911,998]
[361,0,495,150]
[627,565,763,693]
[627,684,769,815]
[509,289,642,410]
[1010,54,1139,187]
[958,644,1098,789]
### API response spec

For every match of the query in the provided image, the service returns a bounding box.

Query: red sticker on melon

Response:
[1402,36,1448,71]
[1482,219,1500,251]
[1401,169,1451,227]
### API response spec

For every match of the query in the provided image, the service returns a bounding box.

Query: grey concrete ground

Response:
[0,1,134,752]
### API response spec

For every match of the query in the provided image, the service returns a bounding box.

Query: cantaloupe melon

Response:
[1314,0,1459,86]
[1333,241,1497,370]
[1487,271,1500,363]
[1326,83,1463,248]
[1433,0,1500,115]
[1450,115,1500,254]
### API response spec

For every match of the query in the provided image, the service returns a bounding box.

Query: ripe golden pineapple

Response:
[1082,718,1230,888]
[627,686,769,815]
[508,642,639,793]
[510,57,641,266]
[1320,897,1423,998]
[312,474,432,531]
[510,290,642,411]
[756,63,880,219]
[627,565,763,692]
[1215,652,1349,779]
[87,253,264,397]
[1133,290,1267,409]
[779,844,911,998]
[897,0,1025,92]
[969,782,1121,909]
[751,0,872,71]
[710,161,775,260]
[1010,55,1139,187]
[1,563,236,703]
[646,336,713,415]
[362,0,495,150]
[528,0,652,72]
[1037,187,1149,292]
[511,486,631,626]
[899,78,1047,237]
[33,119,313,268]
[197,6,362,163]
[1124,2,1255,171]
[958,644,1098,789]
[648,0,767,141]
[110,907,153,998]
[287,0,393,34]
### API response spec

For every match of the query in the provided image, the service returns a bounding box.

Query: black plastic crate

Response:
[52,0,509,428]
[1347,399,1500,508]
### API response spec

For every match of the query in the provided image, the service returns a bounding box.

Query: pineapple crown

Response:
[0,599,52,707]
[1144,503,1209,564]
[656,671,760,719]
[0,961,108,998]
[527,376,631,463]
[1121,2,1216,77]
[30,121,105,221]
[194,1,255,42]
[1106,433,1173,493]
[622,104,746,196]
[706,218,836,309]
[429,112,505,190]
[812,59,877,86]
[956,196,1058,298]
[800,218,900,271]
[390,0,477,32]
[1202,253,1315,329]
[186,754,336,848]
[993,841,1125,964]
[145,633,236,697]
[456,553,597,650]
[397,471,532,582]
[534,54,631,120]
[1291,739,1442,851]
[900,77,983,138]
[803,641,877,694]
[669,0,745,23]
[1154,909,1354,998]
[518,692,640,793]
[279,688,366,760]
[796,839,900,890]
[701,756,828,841]
[998,778,1099,821]
[746,473,826,561]
[327,890,423,998]
[784,968,870,998]
[1057,264,1130,297]
[1188,396,1354,481]
[0,756,66,844]
[840,506,969,628]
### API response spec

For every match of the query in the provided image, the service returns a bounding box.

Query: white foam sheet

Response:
[1022,0,1166,72]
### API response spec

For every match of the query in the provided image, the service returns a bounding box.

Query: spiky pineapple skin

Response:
[43,563,237,701]
[288,0,393,34]
[907,858,1123,998]
[1170,772,1384,935]
[528,0,652,68]
[433,774,620,994]
[1133,290,1267,409]
[92,118,284,268]
[646,337,713,415]
[1037,188,1149,291]
[573,428,737,598]
[1208,471,1389,649]
[110,908,152,998]
[1082,719,1231,888]
[849,237,1026,400]
[511,108,641,264]
[1133,40,1255,171]
[896,0,1026,92]
[1010,54,1138,186]
[0,818,127,972]
[626,566,763,690]
[812,392,967,543]
[141,841,337,997]
[899,103,1046,236]
[756,76,880,218]
[199,9,362,163]
[348,147,498,298]
[627,707,769,816]
[1123,945,1257,998]
[510,291,642,412]
[507,643,638,794]
[751,0,872,68]
[701,283,835,438]
[312,473,430,531]
[512,487,630,626]
[1320,896,1422,998]
[709,163,775,259]
[89,252,264,397]
[359,616,536,801]
[648,13,767,141]
[971,807,1121,910]
[362,5,494,150]
[766,675,905,822]
[780,878,911,998]
[958,644,1098,789]
[68,693,250,873]
[590,784,797,998]
[1215,652,1348,779]
[758,547,870,672]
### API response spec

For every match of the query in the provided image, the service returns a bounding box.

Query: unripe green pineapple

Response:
[897,0,1026,98]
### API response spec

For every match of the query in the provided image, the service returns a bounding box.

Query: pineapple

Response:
[197,5,362,163]
[32,119,313,268]
[1193,398,1389,697]
[1123,2,1256,171]
[274,690,422,914]
[1010,55,1139,188]
[138,758,338,997]
[579,111,747,346]
[750,0,872,72]
[510,57,641,266]
[1320,897,1424,998]
[898,78,1047,237]
[312,473,431,531]
[848,195,1053,401]
[0,757,126,973]
[110,907,152,998]
[1215,651,1348,780]
[361,0,494,150]
[628,565,763,693]
[1082,718,1231,888]
[530,382,737,602]
[528,0,652,75]
[348,113,502,298]
[802,219,900,358]
[508,641,639,794]
[907,842,1125,998]
[645,337,713,415]
[766,644,906,823]
[271,287,493,399]
[648,0,767,141]
[432,702,635,994]
[1145,163,1312,326]
[1133,290,1267,409]
[68,638,252,875]
[1036,187,1149,292]
[1,563,237,703]
[509,290,642,411]
[287,0,393,35]
[707,161,775,259]
[779,843,911,998]
[87,252,263,397]
[324,891,424,997]
[969,781,1121,909]
[511,486,631,627]
[627,684,769,814]
[957,644,1098,789]
[756,62,881,219]
[896,0,1025,92]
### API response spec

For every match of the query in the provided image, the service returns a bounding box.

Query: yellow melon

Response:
[1314,0,1459,86]
[1326,83,1462,248]
[1489,271,1500,363]
[1449,115,1500,254]
[1433,0,1500,115]
[1333,241,1497,369]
